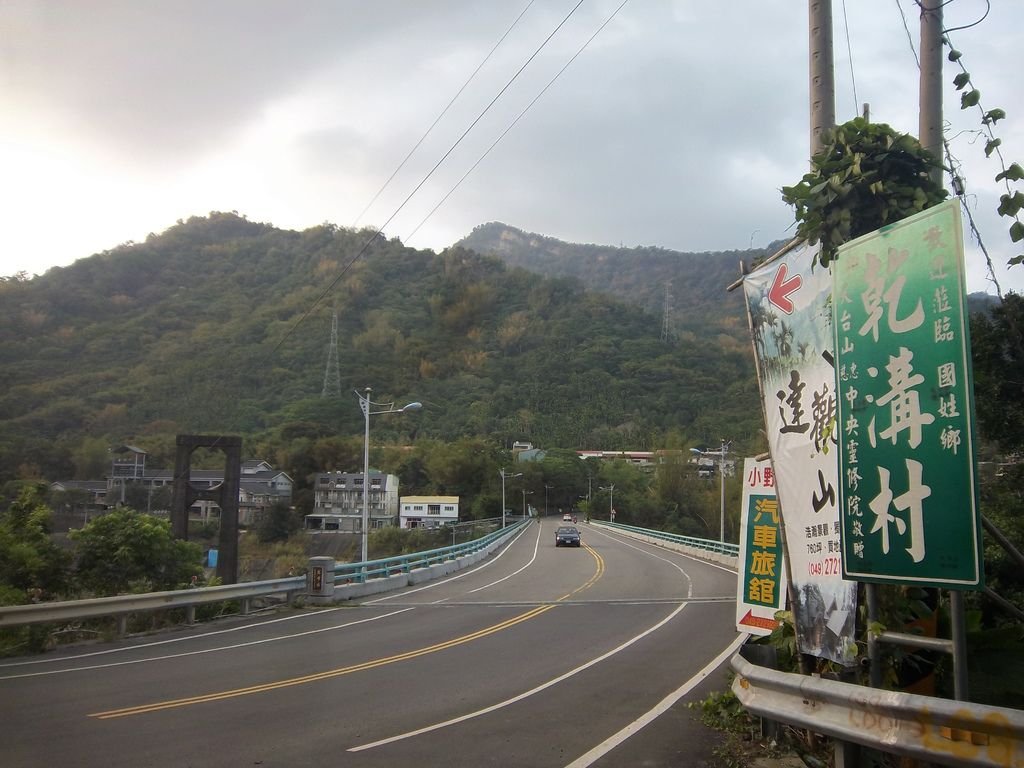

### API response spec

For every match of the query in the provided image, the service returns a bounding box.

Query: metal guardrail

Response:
[327,519,525,584]
[594,520,740,557]
[0,577,306,630]
[731,652,1024,767]
[0,519,529,632]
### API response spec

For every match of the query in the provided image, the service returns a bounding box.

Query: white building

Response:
[399,495,459,529]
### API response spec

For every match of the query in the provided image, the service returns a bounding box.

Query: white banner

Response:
[743,242,858,664]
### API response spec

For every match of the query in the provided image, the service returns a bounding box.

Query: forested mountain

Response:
[0,213,763,485]
[458,222,777,336]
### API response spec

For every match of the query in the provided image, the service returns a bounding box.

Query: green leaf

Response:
[953,72,971,90]
[1010,221,1024,243]
[985,138,1002,158]
[998,193,1024,218]
[983,108,1007,125]
[995,164,1024,183]
[1009,254,1024,266]
[961,89,981,109]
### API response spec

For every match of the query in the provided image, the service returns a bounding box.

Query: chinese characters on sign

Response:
[736,458,786,635]
[743,241,858,664]
[833,200,982,587]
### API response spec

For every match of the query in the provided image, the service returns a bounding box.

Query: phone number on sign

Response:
[808,557,841,576]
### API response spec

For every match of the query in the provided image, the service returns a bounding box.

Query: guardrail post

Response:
[307,557,335,605]
[185,605,196,625]
[117,614,128,637]
[834,739,859,768]
[739,643,779,740]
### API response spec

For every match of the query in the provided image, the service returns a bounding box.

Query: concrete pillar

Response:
[307,557,335,604]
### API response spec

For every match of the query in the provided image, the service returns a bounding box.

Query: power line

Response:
[895,0,920,67]
[894,0,1004,297]
[840,0,859,116]
[272,0,587,353]
[353,1,537,228]
[406,0,631,243]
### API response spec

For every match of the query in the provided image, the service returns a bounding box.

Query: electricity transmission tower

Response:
[660,280,676,343]
[321,310,341,398]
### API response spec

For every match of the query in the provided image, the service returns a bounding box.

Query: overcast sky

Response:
[2,1,1021,294]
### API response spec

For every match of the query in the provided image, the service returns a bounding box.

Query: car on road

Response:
[555,526,581,547]
[562,513,573,522]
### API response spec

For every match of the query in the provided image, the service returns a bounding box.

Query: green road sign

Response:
[832,200,982,588]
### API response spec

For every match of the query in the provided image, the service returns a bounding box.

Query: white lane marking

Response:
[347,599,690,753]
[565,633,749,768]
[468,520,543,593]
[0,608,415,681]
[366,520,537,603]
[0,602,359,670]
[583,524,694,599]
[1,522,536,670]
[588,523,739,574]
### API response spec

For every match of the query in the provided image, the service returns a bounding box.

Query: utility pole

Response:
[917,0,969,703]
[918,0,944,184]
[808,0,836,157]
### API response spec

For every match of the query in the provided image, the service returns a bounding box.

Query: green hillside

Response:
[457,221,773,332]
[0,212,764,486]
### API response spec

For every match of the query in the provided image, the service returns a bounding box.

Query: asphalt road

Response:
[0,520,743,768]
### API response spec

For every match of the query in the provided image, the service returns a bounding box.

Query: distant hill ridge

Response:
[457,222,768,332]
[0,212,764,484]
[458,222,1004,326]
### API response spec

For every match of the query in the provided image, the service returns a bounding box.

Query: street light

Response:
[599,484,615,521]
[544,484,553,517]
[521,489,534,518]
[690,439,731,542]
[499,468,522,528]
[357,388,421,566]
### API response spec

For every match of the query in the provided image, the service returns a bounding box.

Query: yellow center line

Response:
[90,544,605,720]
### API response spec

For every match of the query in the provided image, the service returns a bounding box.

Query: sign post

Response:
[736,457,786,635]
[833,200,982,588]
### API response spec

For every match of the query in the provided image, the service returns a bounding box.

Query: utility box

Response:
[307,557,335,604]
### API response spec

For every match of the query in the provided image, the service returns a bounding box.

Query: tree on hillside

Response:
[69,508,202,595]
[71,437,110,480]
[257,501,303,543]
[971,293,1024,453]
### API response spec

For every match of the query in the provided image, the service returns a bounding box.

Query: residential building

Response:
[399,495,459,529]
[49,449,293,529]
[577,450,655,467]
[305,470,400,533]
[48,480,108,527]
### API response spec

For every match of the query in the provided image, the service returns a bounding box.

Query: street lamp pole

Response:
[544,484,553,517]
[499,468,521,528]
[690,441,730,542]
[718,439,728,543]
[599,484,615,520]
[357,388,421,567]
